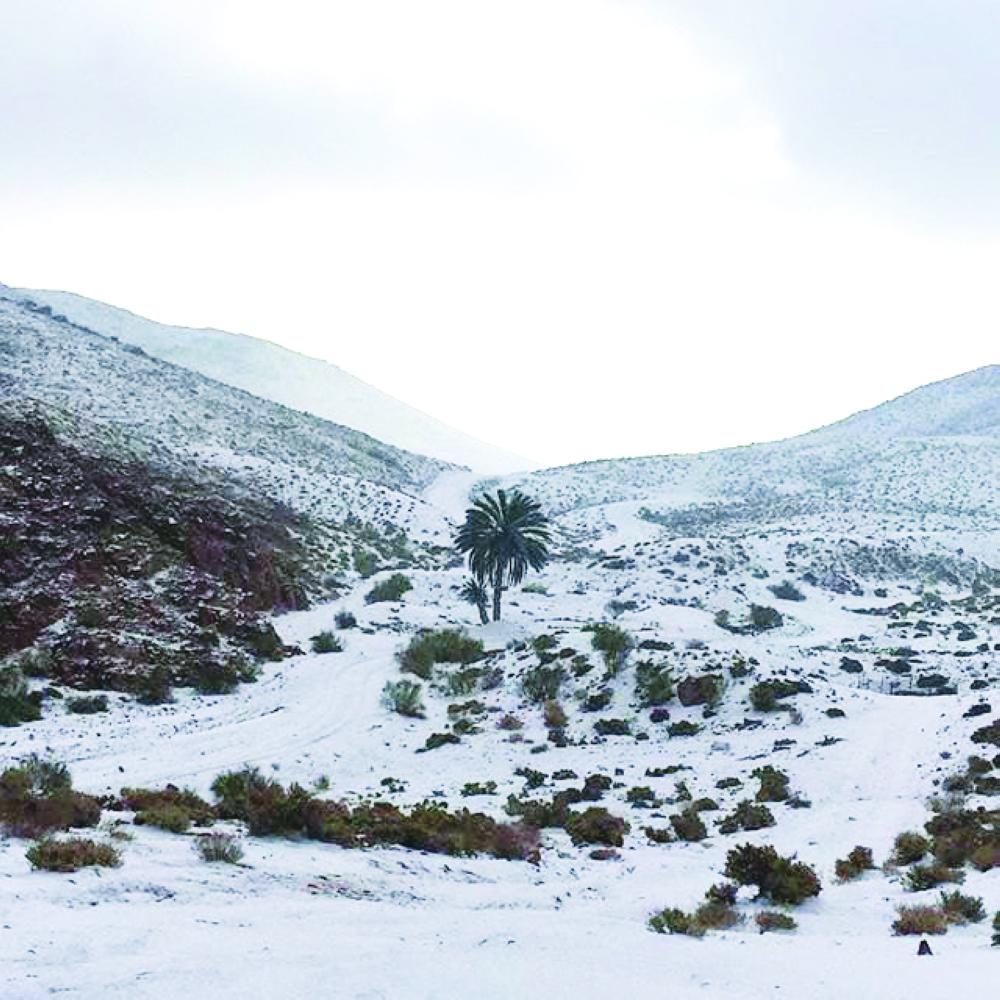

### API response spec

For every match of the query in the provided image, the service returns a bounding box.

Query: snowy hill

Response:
[1,302,997,1000]
[6,284,529,474]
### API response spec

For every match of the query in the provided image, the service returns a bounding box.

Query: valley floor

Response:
[2,584,996,999]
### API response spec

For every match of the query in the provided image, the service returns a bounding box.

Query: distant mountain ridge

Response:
[6,284,529,474]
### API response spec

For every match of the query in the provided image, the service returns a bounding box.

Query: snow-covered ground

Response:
[2,511,997,997]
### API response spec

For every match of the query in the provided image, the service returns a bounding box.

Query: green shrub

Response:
[192,658,245,695]
[133,666,174,705]
[421,732,460,751]
[892,904,947,935]
[311,631,343,653]
[365,574,413,604]
[65,694,109,715]
[522,664,565,704]
[667,720,700,737]
[939,890,986,925]
[195,831,244,864]
[670,810,707,842]
[334,611,357,629]
[749,679,802,712]
[588,623,634,675]
[835,845,875,882]
[649,906,703,936]
[891,830,931,866]
[121,786,215,831]
[26,837,121,872]
[992,910,1000,946]
[903,861,964,891]
[0,757,101,838]
[398,629,484,678]
[565,806,628,847]
[645,825,673,844]
[381,679,425,718]
[461,781,497,797]
[717,800,775,834]
[724,843,821,905]
[0,667,42,726]
[594,717,631,737]
[755,910,797,933]
[635,662,675,707]
[752,765,790,803]
[768,581,805,602]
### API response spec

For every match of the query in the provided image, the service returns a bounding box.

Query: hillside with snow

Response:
[1,331,998,999]
[6,284,529,474]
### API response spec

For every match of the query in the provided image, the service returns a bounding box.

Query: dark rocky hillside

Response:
[0,412,319,695]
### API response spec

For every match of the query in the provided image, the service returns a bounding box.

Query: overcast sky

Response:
[2,1,997,466]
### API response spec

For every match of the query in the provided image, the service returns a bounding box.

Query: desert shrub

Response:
[588,623,634,676]
[381,679,425,718]
[311,631,343,654]
[0,758,101,838]
[971,721,1000,748]
[993,910,1000,946]
[66,694,109,715]
[581,774,612,799]
[133,665,174,705]
[924,803,1000,867]
[717,800,775,835]
[211,767,314,836]
[193,658,243,695]
[903,861,965,891]
[768,581,805,602]
[724,843,821,905]
[667,720,700,737]
[421,732,460,751]
[938,890,986,925]
[594,717,631,737]
[755,910,797,933]
[521,582,548,595]
[398,629,484,679]
[26,837,121,872]
[749,605,783,631]
[752,766,790,803]
[0,666,42,726]
[212,768,539,859]
[892,830,931,866]
[582,689,613,712]
[634,662,675,707]
[195,831,244,864]
[365,573,413,604]
[749,679,802,712]
[121,786,215,831]
[645,825,673,844]
[649,900,739,936]
[565,806,628,846]
[522,664,565,704]
[892,904,947,935]
[692,900,741,930]
[670,810,708,842]
[497,713,523,731]
[334,611,357,629]
[706,882,738,906]
[649,906,703,936]
[543,700,567,729]
[461,781,497,797]
[626,786,657,808]
[835,845,875,882]
[676,674,724,708]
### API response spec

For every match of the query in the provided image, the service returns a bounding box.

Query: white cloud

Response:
[1,1,996,465]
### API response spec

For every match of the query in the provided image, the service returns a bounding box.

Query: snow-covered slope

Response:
[7,284,530,474]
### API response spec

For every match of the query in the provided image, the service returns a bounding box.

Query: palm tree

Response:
[459,574,490,625]
[454,488,551,621]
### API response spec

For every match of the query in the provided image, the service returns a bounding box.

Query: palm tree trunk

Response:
[492,575,503,621]
[477,597,489,626]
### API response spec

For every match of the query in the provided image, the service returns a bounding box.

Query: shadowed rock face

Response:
[0,413,316,691]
